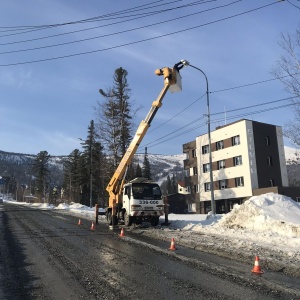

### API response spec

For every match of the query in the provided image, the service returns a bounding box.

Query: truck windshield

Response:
[132,183,162,200]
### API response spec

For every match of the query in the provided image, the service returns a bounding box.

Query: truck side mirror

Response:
[125,186,131,199]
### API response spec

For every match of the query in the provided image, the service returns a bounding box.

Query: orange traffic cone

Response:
[78,219,82,226]
[169,238,176,250]
[90,222,95,231]
[252,256,264,274]
[119,228,125,237]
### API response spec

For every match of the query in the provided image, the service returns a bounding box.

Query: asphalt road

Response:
[0,202,299,300]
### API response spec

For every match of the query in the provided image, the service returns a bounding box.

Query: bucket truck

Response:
[104,63,183,226]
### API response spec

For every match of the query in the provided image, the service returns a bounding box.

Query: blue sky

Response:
[0,0,299,156]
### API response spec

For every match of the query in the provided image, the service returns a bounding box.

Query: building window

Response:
[219,179,227,189]
[204,182,211,191]
[267,156,273,166]
[192,149,196,157]
[186,186,191,193]
[185,152,190,159]
[216,140,224,150]
[217,160,225,169]
[202,145,209,154]
[193,184,199,193]
[203,163,210,173]
[265,136,270,146]
[188,203,196,212]
[233,155,242,166]
[235,177,244,187]
[232,135,240,146]
[193,166,198,175]
[269,179,274,187]
[184,169,190,177]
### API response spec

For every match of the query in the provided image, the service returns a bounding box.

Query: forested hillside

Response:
[0,150,185,201]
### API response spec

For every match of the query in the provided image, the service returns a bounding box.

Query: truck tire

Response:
[124,212,132,226]
[151,216,159,226]
[107,212,118,226]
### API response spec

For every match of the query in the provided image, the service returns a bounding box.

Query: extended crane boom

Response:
[105,65,182,226]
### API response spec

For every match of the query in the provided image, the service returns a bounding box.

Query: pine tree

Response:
[97,93,120,169]
[166,175,172,195]
[92,141,107,207]
[97,67,133,170]
[126,162,136,181]
[79,120,105,207]
[63,149,83,203]
[32,151,50,202]
[113,67,132,156]
[142,147,152,180]
[171,174,177,194]
[135,163,143,178]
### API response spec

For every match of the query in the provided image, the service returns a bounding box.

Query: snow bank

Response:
[216,193,300,237]
[25,203,55,209]
[55,203,92,211]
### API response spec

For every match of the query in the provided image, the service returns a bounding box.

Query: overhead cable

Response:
[0,1,279,67]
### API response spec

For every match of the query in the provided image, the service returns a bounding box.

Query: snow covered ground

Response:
[5,192,300,277]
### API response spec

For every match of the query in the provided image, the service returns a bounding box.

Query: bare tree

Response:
[273,27,300,145]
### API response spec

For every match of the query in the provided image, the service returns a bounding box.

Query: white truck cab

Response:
[122,178,164,226]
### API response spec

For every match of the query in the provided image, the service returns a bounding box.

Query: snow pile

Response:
[56,202,91,210]
[216,193,300,237]
[55,202,95,218]
[56,203,70,210]
[165,213,220,231]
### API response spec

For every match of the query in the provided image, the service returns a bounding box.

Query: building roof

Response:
[177,180,186,187]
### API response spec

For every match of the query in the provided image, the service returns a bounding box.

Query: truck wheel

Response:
[107,212,118,226]
[151,217,159,226]
[124,212,132,226]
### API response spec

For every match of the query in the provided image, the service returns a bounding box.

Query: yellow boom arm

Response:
[106,67,181,208]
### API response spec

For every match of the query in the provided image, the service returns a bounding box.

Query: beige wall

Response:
[276,126,288,187]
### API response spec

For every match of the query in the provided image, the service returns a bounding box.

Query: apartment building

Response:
[183,119,288,214]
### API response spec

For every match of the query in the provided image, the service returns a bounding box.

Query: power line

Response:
[0,1,279,67]
[144,102,293,149]
[148,73,300,134]
[0,1,240,55]
[211,77,281,93]
[146,117,207,147]
[0,0,175,31]
[211,95,299,116]
[149,93,206,133]
[0,0,211,37]
[287,0,300,9]
[142,95,297,149]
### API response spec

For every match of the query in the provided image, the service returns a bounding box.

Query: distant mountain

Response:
[0,150,185,187]
[0,146,297,188]
[0,150,66,186]
[135,153,185,185]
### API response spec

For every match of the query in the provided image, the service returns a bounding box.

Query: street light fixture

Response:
[178,59,216,215]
